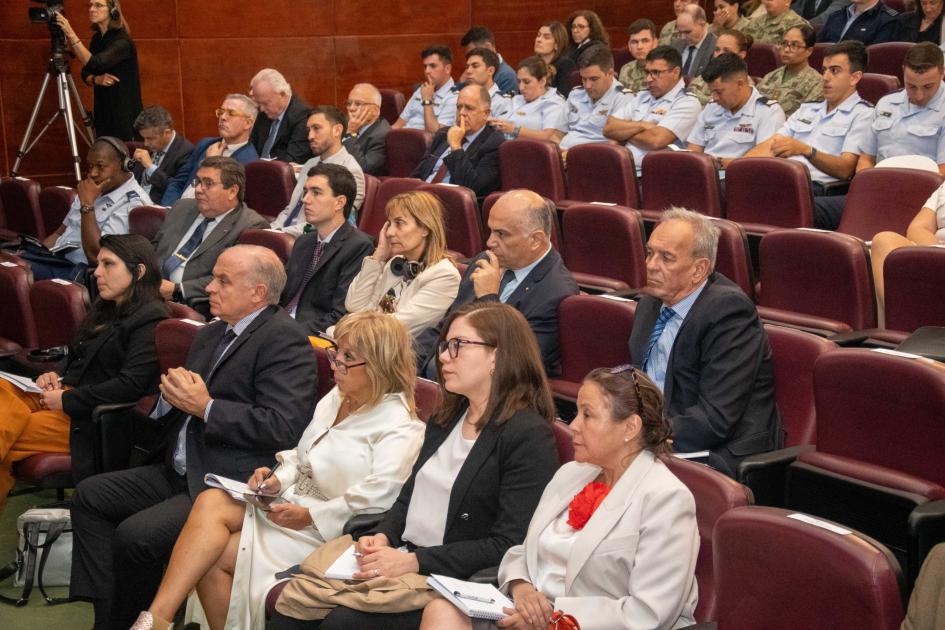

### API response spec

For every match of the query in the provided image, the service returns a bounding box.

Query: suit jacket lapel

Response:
[311,224,351,276]
[505,249,556,306]
[664,273,717,404]
[205,305,274,382]
[445,421,501,529]
[190,205,242,261]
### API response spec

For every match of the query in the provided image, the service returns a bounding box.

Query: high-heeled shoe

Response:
[129,611,173,630]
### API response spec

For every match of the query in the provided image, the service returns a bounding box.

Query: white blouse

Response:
[532,508,581,601]
[501,88,570,133]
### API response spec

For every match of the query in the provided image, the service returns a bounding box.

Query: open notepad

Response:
[427,574,513,621]
[0,371,42,394]
[203,473,285,511]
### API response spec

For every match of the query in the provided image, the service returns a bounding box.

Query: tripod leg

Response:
[65,74,94,146]
[11,72,54,177]
[58,74,83,183]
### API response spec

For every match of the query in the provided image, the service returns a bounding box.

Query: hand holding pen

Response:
[248,463,282,495]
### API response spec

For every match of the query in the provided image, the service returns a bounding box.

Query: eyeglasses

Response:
[779,41,807,50]
[345,100,376,108]
[326,347,366,375]
[609,364,644,411]
[215,108,250,119]
[645,68,673,77]
[438,337,496,359]
[191,177,221,189]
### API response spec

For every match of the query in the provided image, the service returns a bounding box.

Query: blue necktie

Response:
[162,217,212,278]
[261,117,281,158]
[498,269,516,302]
[284,197,304,227]
[643,306,676,369]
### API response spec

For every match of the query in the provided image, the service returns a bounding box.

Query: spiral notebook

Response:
[427,574,513,621]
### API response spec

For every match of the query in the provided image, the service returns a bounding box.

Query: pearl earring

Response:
[624,437,630,443]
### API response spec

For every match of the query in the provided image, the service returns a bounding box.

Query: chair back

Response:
[129,205,168,241]
[641,151,723,218]
[38,186,75,238]
[244,160,296,219]
[359,177,425,238]
[497,139,566,202]
[155,318,204,373]
[415,377,442,423]
[564,143,639,207]
[237,228,295,264]
[867,42,915,82]
[858,73,901,105]
[726,158,814,232]
[884,246,945,333]
[747,43,780,77]
[386,128,432,177]
[379,89,407,124]
[838,167,942,240]
[29,279,90,349]
[561,203,646,292]
[0,177,43,237]
[709,217,755,299]
[0,261,38,350]
[419,183,483,258]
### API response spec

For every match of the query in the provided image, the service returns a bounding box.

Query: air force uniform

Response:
[688,87,786,157]
[610,79,702,165]
[399,79,459,130]
[487,83,511,119]
[778,91,873,184]
[859,84,945,166]
[499,87,569,133]
[55,176,147,265]
[560,81,631,149]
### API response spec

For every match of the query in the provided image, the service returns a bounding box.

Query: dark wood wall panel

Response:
[2,0,670,184]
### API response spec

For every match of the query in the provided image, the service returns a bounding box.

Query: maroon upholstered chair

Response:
[415,377,442,423]
[712,506,905,630]
[882,0,910,12]
[30,279,90,349]
[358,177,424,238]
[709,217,755,300]
[310,345,334,401]
[662,455,754,622]
[38,186,76,238]
[0,261,37,355]
[482,138,567,210]
[746,43,780,78]
[385,128,432,178]
[867,41,915,82]
[858,73,901,106]
[756,229,875,334]
[883,246,945,335]
[808,42,831,71]
[0,176,44,238]
[237,228,295,264]
[612,47,633,74]
[726,158,815,234]
[559,143,639,210]
[244,160,296,220]
[156,318,204,373]
[560,203,646,292]
[379,89,407,125]
[360,174,379,225]
[640,151,723,223]
[552,420,574,464]
[837,167,942,241]
[129,205,168,241]
[419,183,483,258]
[166,301,205,322]
[548,295,636,402]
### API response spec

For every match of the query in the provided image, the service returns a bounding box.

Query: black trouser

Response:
[812,190,846,231]
[70,463,192,630]
[268,607,424,630]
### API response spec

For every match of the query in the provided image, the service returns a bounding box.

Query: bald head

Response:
[207,245,286,323]
[485,190,554,270]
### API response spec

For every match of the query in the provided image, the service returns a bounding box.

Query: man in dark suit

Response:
[153,156,269,309]
[249,68,313,163]
[415,189,579,376]
[628,208,782,477]
[280,163,374,334]
[793,0,848,26]
[131,105,194,204]
[816,0,898,44]
[672,5,717,78]
[410,83,504,198]
[342,83,391,176]
[69,244,318,629]
[162,94,260,206]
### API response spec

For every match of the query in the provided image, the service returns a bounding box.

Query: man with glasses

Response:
[604,46,701,169]
[341,83,391,176]
[756,24,823,116]
[672,5,717,78]
[153,156,268,310]
[162,94,259,206]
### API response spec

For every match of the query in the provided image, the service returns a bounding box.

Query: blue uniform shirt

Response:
[610,78,702,166]
[494,56,519,94]
[399,79,459,130]
[688,87,786,158]
[500,88,569,133]
[560,81,631,149]
[858,83,945,166]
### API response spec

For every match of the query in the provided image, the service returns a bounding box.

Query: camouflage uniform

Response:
[659,19,679,45]
[756,64,825,116]
[710,16,751,35]
[618,60,649,94]
[742,9,809,45]
[688,75,756,107]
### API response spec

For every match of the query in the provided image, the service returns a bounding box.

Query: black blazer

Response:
[249,93,314,163]
[672,32,717,78]
[61,299,170,482]
[278,222,375,334]
[410,124,504,198]
[342,117,392,176]
[133,133,195,204]
[415,248,579,376]
[81,28,142,140]
[157,305,318,497]
[628,273,782,476]
[373,407,559,579]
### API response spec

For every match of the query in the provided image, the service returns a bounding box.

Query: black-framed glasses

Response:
[779,41,807,50]
[645,68,673,77]
[326,347,366,375]
[610,364,644,410]
[438,337,496,359]
[192,177,221,190]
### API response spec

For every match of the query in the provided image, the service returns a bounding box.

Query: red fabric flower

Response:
[567,481,611,530]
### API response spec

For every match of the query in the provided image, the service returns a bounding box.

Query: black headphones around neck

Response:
[108,0,121,21]
[94,136,135,172]
[390,256,425,281]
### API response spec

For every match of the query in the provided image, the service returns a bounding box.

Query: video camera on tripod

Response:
[28,1,67,54]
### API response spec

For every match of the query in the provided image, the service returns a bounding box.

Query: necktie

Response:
[209,329,237,370]
[143,150,165,185]
[682,46,697,75]
[643,306,676,369]
[284,197,304,227]
[162,217,213,278]
[498,269,516,302]
[261,118,281,159]
[431,138,468,183]
[286,241,326,312]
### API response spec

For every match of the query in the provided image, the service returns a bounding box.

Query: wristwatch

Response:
[421,99,434,107]
[79,204,94,215]
[809,147,818,161]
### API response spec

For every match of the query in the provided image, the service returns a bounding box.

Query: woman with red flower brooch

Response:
[423,366,699,630]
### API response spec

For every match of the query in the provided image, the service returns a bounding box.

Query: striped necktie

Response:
[643,306,676,369]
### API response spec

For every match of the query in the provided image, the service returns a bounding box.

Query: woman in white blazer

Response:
[343,190,460,338]
[131,312,425,630]
[422,366,699,630]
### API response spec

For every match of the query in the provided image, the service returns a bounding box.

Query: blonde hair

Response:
[333,311,417,416]
[385,191,449,266]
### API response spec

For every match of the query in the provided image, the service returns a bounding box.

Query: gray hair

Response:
[133,105,174,131]
[223,93,258,122]
[351,83,382,106]
[659,207,720,271]
[229,244,286,305]
[251,68,292,97]
[508,189,554,241]
[682,4,708,23]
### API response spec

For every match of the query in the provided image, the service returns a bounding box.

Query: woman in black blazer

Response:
[270,302,560,630]
[0,234,169,504]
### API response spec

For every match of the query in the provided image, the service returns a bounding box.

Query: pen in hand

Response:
[257,463,281,493]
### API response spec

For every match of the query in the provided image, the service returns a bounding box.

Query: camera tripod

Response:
[12,53,94,183]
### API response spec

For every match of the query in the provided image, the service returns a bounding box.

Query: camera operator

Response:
[56,0,142,141]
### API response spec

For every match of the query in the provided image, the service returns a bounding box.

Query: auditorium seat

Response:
[419,183,483,258]
[0,261,38,355]
[415,377,442,423]
[30,279,90,350]
[726,158,815,234]
[867,41,915,82]
[244,160,296,220]
[360,174,379,226]
[709,217,754,299]
[756,229,875,334]
[711,506,904,630]
[662,456,754,622]
[858,73,901,106]
[129,205,168,241]
[385,128,432,178]
[560,203,646,293]
[237,228,295,264]
[312,344,334,401]
[808,42,831,71]
[38,186,75,238]
[167,301,205,322]
[746,43,780,78]
[0,176,44,239]
[359,177,424,238]
[552,420,575,464]
[548,294,636,402]
[559,143,639,210]
[883,246,945,336]
[612,47,633,74]
[483,138,567,213]
[379,89,407,125]
[837,167,942,241]
[640,151,723,224]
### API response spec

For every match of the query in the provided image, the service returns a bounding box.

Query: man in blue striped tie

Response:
[628,207,781,477]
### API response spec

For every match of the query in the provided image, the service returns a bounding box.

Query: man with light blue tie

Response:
[628,207,781,477]
[248,68,313,163]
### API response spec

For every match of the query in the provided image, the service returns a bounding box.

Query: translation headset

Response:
[390,256,425,281]
[108,0,122,22]
[94,136,135,172]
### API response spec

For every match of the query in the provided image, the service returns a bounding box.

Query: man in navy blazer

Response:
[410,84,504,198]
[162,94,260,205]
[249,68,314,163]
[628,208,782,477]
[342,83,392,176]
[415,190,579,376]
[131,106,194,204]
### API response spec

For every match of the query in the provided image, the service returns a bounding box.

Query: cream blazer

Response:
[343,257,460,338]
[498,451,699,630]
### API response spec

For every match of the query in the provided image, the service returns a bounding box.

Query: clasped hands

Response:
[498,580,554,630]
[159,367,212,418]
[35,371,65,411]
[351,533,419,580]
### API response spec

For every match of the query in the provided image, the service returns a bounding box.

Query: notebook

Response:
[427,574,513,621]
[203,473,285,511]
[0,371,42,394]
[323,544,364,580]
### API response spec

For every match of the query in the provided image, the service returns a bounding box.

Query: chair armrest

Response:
[819,180,850,196]
[737,445,815,507]
[468,566,499,585]
[909,499,945,585]
[92,402,146,474]
[828,329,900,349]
[681,624,718,629]
[91,401,138,423]
[343,511,388,539]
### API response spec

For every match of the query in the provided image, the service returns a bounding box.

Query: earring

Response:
[489,367,495,376]
[623,437,630,443]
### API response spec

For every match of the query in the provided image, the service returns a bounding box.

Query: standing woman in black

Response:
[56,0,143,140]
